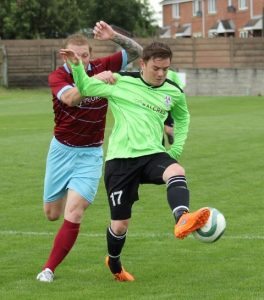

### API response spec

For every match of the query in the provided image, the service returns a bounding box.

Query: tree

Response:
[0,0,157,39]
[83,0,156,37]
[0,0,84,39]
[134,0,157,37]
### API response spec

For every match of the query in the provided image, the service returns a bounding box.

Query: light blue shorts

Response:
[43,137,103,203]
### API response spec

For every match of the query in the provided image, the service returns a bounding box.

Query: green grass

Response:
[0,87,264,299]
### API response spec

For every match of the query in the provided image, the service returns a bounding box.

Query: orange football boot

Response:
[105,256,135,282]
[174,207,210,239]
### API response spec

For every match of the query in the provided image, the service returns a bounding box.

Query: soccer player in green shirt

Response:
[60,42,210,282]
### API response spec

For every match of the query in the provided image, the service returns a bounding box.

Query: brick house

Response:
[160,0,264,38]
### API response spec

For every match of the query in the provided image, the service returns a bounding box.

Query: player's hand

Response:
[94,71,116,84]
[60,48,81,65]
[93,21,115,41]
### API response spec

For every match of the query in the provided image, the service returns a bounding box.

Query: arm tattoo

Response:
[112,33,143,63]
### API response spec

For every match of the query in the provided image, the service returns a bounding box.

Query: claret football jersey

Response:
[48,51,127,147]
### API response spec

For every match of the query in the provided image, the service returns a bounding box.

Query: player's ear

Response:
[139,58,145,70]
[59,51,66,62]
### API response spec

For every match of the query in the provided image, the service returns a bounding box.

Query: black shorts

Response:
[104,152,177,220]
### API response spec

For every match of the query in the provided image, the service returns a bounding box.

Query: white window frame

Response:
[208,0,217,13]
[193,0,202,16]
[238,0,247,10]
[228,0,232,6]
[239,31,248,38]
[172,3,180,18]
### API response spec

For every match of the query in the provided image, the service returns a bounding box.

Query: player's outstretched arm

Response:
[60,48,115,98]
[60,48,80,65]
[93,20,142,63]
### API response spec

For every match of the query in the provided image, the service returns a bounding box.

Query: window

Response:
[193,0,202,16]
[208,0,217,13]
[172,3,180,18]
[238,0,247,10]
[240,31,248,38]
[227,0,236,13]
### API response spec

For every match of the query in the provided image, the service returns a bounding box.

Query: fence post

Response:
[192,38,196,68]
[229,37,234,68]
[0,45,8,87]
[51,48,57,71]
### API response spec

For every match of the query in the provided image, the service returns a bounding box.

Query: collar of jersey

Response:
[139,74,165,89]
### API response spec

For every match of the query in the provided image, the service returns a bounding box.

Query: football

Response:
[192,207,226,243]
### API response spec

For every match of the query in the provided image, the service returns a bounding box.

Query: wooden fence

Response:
[0,45,8,86]
[0,37,264,87]
[0,39,116,87]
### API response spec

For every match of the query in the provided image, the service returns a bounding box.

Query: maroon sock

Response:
[43,219,80,272]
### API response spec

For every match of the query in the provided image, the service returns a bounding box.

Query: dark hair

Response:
[142,41,172,62]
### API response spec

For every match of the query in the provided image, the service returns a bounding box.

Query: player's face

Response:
[140,57,171,86]
[66,43,91,70]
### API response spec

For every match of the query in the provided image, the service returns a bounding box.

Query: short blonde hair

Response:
[63,33,92,53]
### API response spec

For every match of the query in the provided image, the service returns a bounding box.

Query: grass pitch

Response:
[0,87,263,299]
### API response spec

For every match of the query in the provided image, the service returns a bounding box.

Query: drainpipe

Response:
[262,7,264,37]
[202,0,205,37]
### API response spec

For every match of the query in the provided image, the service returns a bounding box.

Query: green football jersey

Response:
[71,63,190,161]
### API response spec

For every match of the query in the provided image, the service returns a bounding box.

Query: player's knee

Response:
[68,211,83,223]
[64,206,87,223]
[174,164,185,176]
[163,163,185,181]
[43,199,65,221]
[45,209,61,221]
[111,220,128,235]
[113,227,127,236]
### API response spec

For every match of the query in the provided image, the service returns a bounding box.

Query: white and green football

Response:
[193,207,226,243]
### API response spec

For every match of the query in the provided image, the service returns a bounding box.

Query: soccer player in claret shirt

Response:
[61,41,210,282]
[36,21,142,283]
